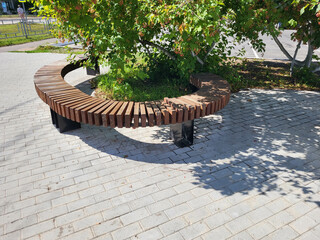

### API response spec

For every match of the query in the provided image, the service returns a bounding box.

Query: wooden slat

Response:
[61,98,91,118]
[133,102,140,128]
[165,98,186,123]
[183,95,207,117]
[54,96,90,115]
[145,102,154,127]
[140,102,147,127]
[101,101,119,127]
[79,99,106,124]
[163,103,177,124]
[109,102,123,128]
[68,99,96,121]
[179,96,201,119]
[93,100,114,126]
[155,101,169,125]
[49,92,87,108]
[87,100,111,125]
[116,102,128,128]
[173,98,195,120]
[151,101,162,126]
[125,102,134,128]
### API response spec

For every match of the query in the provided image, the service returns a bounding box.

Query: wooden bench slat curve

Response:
[34,60,231,129]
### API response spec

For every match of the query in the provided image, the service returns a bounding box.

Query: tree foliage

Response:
[249,0,320,71]
[32,0,269,76]
[32,0,320,76]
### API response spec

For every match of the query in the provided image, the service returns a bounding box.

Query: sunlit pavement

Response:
[0,51,319,240]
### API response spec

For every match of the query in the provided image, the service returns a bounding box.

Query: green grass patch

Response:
[95,54,193,102]
[0,15,39,19]
[95,74,193,102]
[0,23,53,47]
[15,45,85,54]
[0,34,52,47]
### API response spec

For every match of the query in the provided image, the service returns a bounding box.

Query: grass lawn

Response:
[0,15,39,19]
[13,45,85,54]
[0,23,53,47]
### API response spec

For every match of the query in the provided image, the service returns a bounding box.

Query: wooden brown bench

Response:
[34,59,231,147]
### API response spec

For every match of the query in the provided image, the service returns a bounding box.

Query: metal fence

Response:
[0,18,55,39]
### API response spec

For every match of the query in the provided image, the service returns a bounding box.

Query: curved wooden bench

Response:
[34,59,231,147]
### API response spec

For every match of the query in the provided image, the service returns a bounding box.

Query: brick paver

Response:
[0,52,319,240]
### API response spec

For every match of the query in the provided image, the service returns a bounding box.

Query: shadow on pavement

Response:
[61,89,320,205]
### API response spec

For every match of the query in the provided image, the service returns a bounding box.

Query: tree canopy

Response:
[33,0,320,74]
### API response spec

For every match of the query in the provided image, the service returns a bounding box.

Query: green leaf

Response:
[288,19,297,27]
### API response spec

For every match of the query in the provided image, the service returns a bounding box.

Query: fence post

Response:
[21,21,28,38]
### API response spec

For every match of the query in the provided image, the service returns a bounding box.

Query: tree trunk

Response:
[303,40,314,68]
[290,40,302,76]
[271,32,305,67]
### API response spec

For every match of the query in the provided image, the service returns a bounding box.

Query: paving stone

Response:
[164,203,193,220]
[38,205,68,222]
[296,231,320,240]
[102,203,131,221]
[228,230,254,240]
[120,207,150,226]
[179,221,209,240]
[263,226,299,240]
[72,213,103,231]
[133,227,163,240]
[140,212,169,230]
[247,221,276,239]
[1,52,320,240]
[161,232,185,240]
[93,218,122,236]
[60,228,93,240]
[289,215,318,234]
[204,211,232,229]
[225,215,254,235]
[21,219,54,239]
[39,224,74,239]
[201,226,232,240]
[111,222,142,240]
[158,216,189,236]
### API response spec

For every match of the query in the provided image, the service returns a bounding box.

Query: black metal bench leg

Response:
[86,58,100,75]
[56,113,81,133]
[50,109,58,127]
[170,120,194,148]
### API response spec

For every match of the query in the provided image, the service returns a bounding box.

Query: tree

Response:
[33,0,272,77]
[253,0,320,73]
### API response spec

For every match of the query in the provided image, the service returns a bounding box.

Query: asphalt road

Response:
[1,29,319,63]
[231,30,320,61]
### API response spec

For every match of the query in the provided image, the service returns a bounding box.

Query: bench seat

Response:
[34,60,231,129]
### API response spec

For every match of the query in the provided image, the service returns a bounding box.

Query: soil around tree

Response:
[231,58,320,92]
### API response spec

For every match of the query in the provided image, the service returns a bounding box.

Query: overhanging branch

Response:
[139,39,176,60]
[204,41,216,61]
[191,51,204,65]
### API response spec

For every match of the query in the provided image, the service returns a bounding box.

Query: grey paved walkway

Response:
[0,52,320,240]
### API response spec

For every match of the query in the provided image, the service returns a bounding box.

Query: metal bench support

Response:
[170,120,194,148]
[86,58,100,76]
[50,108,81,133]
